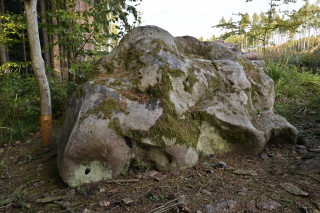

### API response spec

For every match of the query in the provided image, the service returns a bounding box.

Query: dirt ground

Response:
[0,109,319,213]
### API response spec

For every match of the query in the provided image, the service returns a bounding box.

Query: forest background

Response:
[0,0,319,145]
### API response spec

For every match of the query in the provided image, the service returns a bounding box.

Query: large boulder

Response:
[57,26,298,187]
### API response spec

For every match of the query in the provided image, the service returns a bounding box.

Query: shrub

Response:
[264,61,320,121]
[0,73,71,144]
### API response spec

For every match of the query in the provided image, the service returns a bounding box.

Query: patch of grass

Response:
[0,73,70,144]
[264,61,320,121]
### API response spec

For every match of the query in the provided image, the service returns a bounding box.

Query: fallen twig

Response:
[293,172,320,184]
[103,179,139,184]
[148,199,180,213]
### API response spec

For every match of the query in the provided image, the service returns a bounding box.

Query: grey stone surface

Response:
[58,25,298,187]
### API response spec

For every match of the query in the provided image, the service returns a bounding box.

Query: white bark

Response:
[24,0,51,116]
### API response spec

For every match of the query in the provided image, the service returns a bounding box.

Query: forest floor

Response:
[0,109,320,213]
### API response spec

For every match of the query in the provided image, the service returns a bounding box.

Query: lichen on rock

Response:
[58,25,298,187]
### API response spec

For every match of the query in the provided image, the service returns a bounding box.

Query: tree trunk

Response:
[51,1,62,79]
[22,29,29,75]
[0,0,8,73]
[24,0,52,146]
[40,0,51,67]
[1,0,9,62]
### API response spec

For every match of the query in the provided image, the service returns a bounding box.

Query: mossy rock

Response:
[58,26,298,187]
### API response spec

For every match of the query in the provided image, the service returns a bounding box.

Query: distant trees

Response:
[0,0,140,82]
[213,0,320,54]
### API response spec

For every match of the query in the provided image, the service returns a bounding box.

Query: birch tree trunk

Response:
[24,0,52,146]
[40,0,51,67]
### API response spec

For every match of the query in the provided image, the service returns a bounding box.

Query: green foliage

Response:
[0,13,25,44]
[264,61,320,121]
[0,61,31,73]
[0,74,71,143]
[44,0,141,79]
[286,51,320,72]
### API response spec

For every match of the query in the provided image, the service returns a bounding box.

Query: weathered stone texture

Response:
[58,26,298,187]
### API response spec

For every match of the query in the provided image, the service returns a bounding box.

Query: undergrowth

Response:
[264,61,320,122]
[0,73,73,144]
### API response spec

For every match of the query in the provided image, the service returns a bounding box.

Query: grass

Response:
[0,73,71,144]
[264,60,320,121]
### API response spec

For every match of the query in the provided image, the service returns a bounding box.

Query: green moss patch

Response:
[117,89,151,103]
[81,95,128,122]
[108,118,123,137]
[183,67,198,93]
[121,67,201,148]
[124,47,147,72]
[108,79,122,87]
[151,39,172,57]
[238,58,263,84]
[191,111,251,145]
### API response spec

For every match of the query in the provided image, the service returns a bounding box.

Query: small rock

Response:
[26,139,32,144]
[236,187,247,196]
[258,200,281,210]
[99,188,106,193]
[99,200,110,207]
[32,182,40,187]
[260,152,269,160]
[275,153,286,160]
[280,182,309,196]
[202,161,214,167]
[218,161,227,169]
[309,147,320,153]
[82,209,98,213]
[122,198,133,205]
[296,145,308,154]
[233,169,257,176]
[145,170,158,177]
[154,174,167,181]
[203,200,237,213]
[0,147,4,154]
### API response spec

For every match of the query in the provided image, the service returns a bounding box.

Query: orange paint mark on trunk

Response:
[40,114,52,146]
